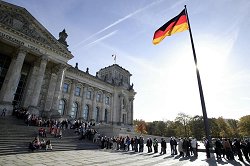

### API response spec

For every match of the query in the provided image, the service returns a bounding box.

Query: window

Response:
[58,99,65,115]
[105,96,110,105]
[86,91,91,99]
[75,87,81,96]
[96,93,101,102]
[63,83,69,93]
[70,102,78,119]
[93,107,99,122]
[122,114,127,124]
[83,105,89,121]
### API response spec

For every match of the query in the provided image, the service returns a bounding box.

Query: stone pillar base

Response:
[40,111,51,119]
[50,109,63,119]
[0,101,13,116]
[28,106,40,116]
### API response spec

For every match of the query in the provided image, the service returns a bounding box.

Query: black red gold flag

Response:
[153,9,188,45]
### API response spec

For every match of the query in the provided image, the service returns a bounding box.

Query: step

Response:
[0,116,100,156]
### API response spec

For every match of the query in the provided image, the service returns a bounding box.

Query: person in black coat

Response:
[160,138,167,154]
[183,138,190,157]
[204,137,210,158]
[134,136,139,152]
[139,136,144,152]
[233,139,244,161]
[146,138,153,153]
[173,138,178,155]
[215,138,222,159]
[241,140,249,161]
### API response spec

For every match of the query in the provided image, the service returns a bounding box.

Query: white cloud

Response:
[81,30,118,49]
[72,0,164,50]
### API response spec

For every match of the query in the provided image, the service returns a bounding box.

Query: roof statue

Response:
[58,29,68,47]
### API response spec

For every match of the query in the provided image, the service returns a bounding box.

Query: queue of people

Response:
[10,107,250,161]
[100,135,146,152]
[98,135,169,155]
[97,135,200,159]
[214,138,250,162]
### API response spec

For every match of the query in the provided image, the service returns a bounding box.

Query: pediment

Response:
[0,1,73,60]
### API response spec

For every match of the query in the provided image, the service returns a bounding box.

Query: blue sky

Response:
[5,0,250,121]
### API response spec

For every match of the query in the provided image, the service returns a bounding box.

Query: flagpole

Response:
[184,5,211,143]
[112,54,117,64]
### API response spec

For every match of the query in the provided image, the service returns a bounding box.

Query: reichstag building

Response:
[0,1,136,127]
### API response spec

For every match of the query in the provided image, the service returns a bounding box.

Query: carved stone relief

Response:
[0,9,50,45]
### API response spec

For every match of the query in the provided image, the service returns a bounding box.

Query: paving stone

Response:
[0,148,249,166]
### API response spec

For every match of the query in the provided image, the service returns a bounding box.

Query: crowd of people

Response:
[214,138,250,162]
[98,135,199,158]
[95,135,250,162]
[9,107,250,162]
[29,136,52,152]
[11,107,98,152]
[100,135,146,152]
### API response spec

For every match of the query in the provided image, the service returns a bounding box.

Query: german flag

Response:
[153,9,188,45]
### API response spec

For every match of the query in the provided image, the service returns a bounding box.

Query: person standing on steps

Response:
[1,108,6,117]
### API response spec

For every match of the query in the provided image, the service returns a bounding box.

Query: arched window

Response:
[58,99,65,115]
[96,93,101,102]
[105,96,110,105]
[93,107,99,122]
[104,109,108,123]
[63,83,69,93]
[86,91,91,99]
[70,102,78,119]
[83,104,89,121]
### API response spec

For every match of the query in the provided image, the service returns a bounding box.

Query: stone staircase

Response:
[0,116,99,156]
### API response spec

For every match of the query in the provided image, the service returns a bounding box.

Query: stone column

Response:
[0,47,26,113]
[109,96,113,124]
[120,95,124,123]
[91,90,97,121]
[101,93,106,122]
[28,55,48,115]
[67,79,77,118]
[127,98,134,125]
[44,72,57,112]
[112,91,119,124]
[130,99,134,124]
[80,86,87,120]
[22,64,39,107]
[50,65,67,116]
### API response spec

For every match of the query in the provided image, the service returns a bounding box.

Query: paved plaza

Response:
[0,148,249,166]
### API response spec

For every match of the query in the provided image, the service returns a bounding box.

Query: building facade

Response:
[0,1,136,126]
